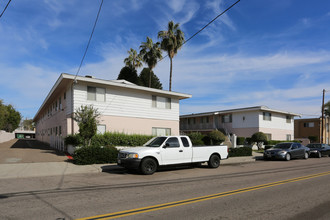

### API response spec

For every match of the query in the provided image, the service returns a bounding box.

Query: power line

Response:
[0,0,12,19]
[183,0,241,46]
[74,0,104,81]
[159,0,241,62]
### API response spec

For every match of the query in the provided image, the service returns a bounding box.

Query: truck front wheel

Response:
[208,154,220,168]
[140,158,157,175]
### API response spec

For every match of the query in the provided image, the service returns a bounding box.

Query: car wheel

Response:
[208,154,220,168]
[317,151,322,158]
[140,158,157,175]
[285,153,291,161]
[304,152,309,159]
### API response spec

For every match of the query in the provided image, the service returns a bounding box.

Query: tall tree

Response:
[124,48,143,71]
[2,104,21,132]
[0,100,6,130]
[158,21,185,91]
[139,37,162,88]
[139,68,163,89]
[117,66,139,84]
[73,105,100,146]
[324,100,330,117]
[22,118,34,130]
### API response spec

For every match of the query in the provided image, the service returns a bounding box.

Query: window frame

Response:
[263,112,272,121]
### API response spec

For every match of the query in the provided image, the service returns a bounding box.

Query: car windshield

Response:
[306,144,321,148]
[145,137,167,147]
[272,143,292,149]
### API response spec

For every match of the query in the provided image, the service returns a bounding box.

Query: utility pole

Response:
[321,89,325,144]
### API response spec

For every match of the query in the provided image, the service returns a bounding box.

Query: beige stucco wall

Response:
[259,127,294,140]
[95,115,179,135]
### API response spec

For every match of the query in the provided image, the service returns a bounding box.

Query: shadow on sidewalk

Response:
[10,139,66,157]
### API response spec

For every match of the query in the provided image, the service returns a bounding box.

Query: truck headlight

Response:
[127,153,139,159]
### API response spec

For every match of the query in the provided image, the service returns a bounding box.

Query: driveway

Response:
[0,139,68,164]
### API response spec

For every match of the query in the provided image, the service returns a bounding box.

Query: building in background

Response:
[294,117,330,144]
[180,106,300,141]
[33,73,191,151]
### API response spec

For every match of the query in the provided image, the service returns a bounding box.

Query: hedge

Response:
[73,146,119,165]
[237,137,245,145]
[187,132,205,146]
[229,147,252,157]
[91,132,153,147]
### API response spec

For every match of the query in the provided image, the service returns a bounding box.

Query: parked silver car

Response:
[263,142,309,161]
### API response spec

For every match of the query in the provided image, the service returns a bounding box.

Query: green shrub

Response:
[308,136,318,143]
[73,146,119,165]
[91,132,153,147]
[187,132,205,146]
[251,132,267,150]
[229,147,252,157]
[207,130,226,145]
[64,134,83,146]
[237,137,245,145]
[246,137,253,145]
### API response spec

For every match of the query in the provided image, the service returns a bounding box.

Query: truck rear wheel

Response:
[208,154,220,168]
[140,158,157,175]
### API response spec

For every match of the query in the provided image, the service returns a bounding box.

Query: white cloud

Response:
[167,0,186,13]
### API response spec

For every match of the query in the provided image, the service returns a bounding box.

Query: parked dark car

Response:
[306,143,330,158]
[263,142,310,161]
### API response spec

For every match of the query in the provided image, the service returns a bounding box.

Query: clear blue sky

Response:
[1,0,329,119]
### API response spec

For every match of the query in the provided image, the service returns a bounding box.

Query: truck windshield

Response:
[145,137,167,147]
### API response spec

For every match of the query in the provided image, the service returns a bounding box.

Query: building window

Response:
[59,97,62,110]
[188,118,196,125]
[265,133,272,140]
[55,127,58,136]
[286,134,291,141]
[59,126,62,136]
[222,114,232,123]
[87,86,105,102]
[64,92,66,100]
[152,127,171,136]
[201,116,209,124]
[263,112,271,121]
[152,95,171,109]
[97,124,106,134]
[303,122,314,127]
[286,115,292,123]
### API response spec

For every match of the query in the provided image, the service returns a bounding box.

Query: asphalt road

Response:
[1,156,330,220]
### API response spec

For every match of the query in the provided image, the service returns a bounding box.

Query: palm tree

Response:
[158,21,185,91]
[124,48,143,71]
[139,37,162,88]
[325,101,330,117]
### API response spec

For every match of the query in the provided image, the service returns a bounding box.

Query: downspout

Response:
[71,80,75,135]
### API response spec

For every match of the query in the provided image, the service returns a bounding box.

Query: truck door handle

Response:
[179,150,183,152]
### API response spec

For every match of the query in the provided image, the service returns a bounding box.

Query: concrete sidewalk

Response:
[0,154,260,179]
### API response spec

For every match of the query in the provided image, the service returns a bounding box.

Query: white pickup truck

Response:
[117,136,228,175]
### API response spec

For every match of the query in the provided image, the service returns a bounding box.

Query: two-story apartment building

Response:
[33,73,191,151]
[294,117,330,144]
[180,106,300,141]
